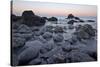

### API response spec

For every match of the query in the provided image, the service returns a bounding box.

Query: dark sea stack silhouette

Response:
[22,10,46,26]
[67,14,74,19]
[48,17,58,21]
[87,20,95,22]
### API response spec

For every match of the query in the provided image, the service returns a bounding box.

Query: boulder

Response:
[42,17,48,20]
[40,46,61,59]
[12,37,26,48]
[68,50,95,62]
[52,53,66,63]
[13,33,32,41]
[42,32,52,41]
[83,24,95,36]
[12,23,20,29]
[25,40,43,49]
[67,20,76,25]
[74,24,95,39]
[74,17,80,20]
[79,19,84,22]
[28,58,42,65]
[45,26,54,33]
[17,24,32,33]
[87,20,95,22]
[48,17,58,21]
[18,47,39,65]
[54,26,64,33]
[53,34,64,42]
[40,40,54,54]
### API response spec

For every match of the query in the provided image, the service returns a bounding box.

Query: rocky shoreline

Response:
[11,10,97,66]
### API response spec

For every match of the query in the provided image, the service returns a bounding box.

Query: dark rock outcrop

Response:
[22,10,46,26]
[87,20,95,22]
[67,14,74,19]
[74,17,80,20]
[48,17,58,21]
[42,17,48,20]
[11,14,21,22]
[67,20,76,24]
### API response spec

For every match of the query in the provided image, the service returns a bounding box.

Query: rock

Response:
[11,14,21,22]
[74,17,80,20]
[67,20,76,25]
[79,19,84,22]
[75,30,90,39]
[53,34,64,42]
[42,32,52,41]
[47,49,66,64]
[68,50,95,62]
[25,40,43,49]
[29,58,42,65]
[42,17,48,20]
[54,26,64,33]
[87,20,95,22]
[83,24,95,36]
[12,23,20,29]
[74,24,95,39]
[12,37,26,48]
[68,24,74,29]
[48,17,58,21]
[18,47,39,65]
[22,10,46,26]
[67,14,74,19]
[52,53,66,63]
[61,42,72,52]
[75,25,82,31]
[13,33,32,41]
[40,40,54,54]
[45,26,54,33]
[40,46,61,59]
[47,57,55,64]
[39,26,54,35]
[17,24,32,33]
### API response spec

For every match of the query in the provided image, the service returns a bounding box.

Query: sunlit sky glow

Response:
[12,1,97,17]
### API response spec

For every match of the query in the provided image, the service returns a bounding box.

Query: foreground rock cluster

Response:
[11,11,97,66]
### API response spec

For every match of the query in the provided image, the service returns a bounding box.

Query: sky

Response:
[12,1,97,17]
